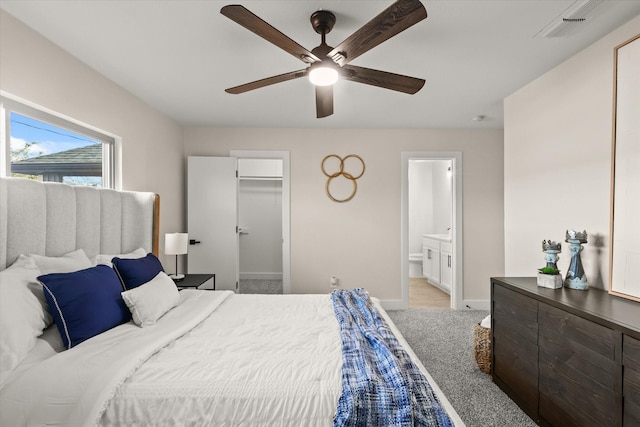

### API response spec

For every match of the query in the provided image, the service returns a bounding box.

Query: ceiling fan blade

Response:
[315,85,334,118]
[221,5,320,64]
[328,0,427,67]
[225,69,307,94]
[342,65,424,94]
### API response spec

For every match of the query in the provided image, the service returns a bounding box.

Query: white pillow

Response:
[93,248,147,267]
[121,271,180,327]
[0,257,53,388]
[28,249,92,275]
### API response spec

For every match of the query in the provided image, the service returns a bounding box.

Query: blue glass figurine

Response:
[564,229,588,290]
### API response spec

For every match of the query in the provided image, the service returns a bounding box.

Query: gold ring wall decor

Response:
[321,154,365,202]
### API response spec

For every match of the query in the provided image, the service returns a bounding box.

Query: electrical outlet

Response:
[330,276,339,288]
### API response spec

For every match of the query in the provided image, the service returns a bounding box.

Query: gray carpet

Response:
[239,279,283,294]
[387,308,538,427]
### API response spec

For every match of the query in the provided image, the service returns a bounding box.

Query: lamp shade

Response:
[165,233,188,255]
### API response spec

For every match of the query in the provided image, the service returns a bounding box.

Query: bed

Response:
[0,177,464,426]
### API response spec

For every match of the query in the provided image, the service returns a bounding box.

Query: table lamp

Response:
[165,232,188,281]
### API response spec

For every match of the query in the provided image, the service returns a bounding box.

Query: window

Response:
[1,96,115,188]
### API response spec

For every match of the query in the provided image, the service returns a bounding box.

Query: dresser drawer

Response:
[493,284,538,343]
[624,334,640,371]
[539,303,617,427]
[493,329,539,409]
[624,335,640,427]
[625,367,640,427]
[492,283,539,417]
[540,303,616,360]
[539,350,617,427]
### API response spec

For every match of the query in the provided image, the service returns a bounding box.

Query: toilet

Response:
[409,253,423,278]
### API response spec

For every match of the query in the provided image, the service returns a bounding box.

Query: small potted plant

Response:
[537,267,563,289]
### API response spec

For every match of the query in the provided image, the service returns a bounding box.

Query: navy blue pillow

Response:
[112,253,164,290]
[39,265,131,349]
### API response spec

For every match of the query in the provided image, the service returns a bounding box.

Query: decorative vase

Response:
[564,229,588,290]
[537,240,562,289]
[537,273,563,289]
[542,239,561,270]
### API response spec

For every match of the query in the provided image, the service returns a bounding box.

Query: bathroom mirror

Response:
[609,34,640,302]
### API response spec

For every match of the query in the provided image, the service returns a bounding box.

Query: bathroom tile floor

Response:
[409,278,450,308]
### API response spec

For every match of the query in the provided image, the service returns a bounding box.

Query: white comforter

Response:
[1,291,463,427]
[0,291,231,426]
[101,292,344,426]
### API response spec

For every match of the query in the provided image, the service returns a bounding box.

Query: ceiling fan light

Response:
[309,66,339,86]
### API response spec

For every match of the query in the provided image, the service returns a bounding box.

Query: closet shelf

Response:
[239,176,282,181]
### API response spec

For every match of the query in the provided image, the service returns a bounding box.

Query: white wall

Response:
[432,161,453,235]
[408,161,434,254]
[0,10,185,267]
[504,15,640,290]
[408,160,452,253]
[186,128,504,303]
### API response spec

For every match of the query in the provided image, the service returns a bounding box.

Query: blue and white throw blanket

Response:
[331,288,453,427]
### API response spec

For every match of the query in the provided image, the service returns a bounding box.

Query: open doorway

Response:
[408,159,452,308]
[401,151,463,309]
[230,150,291,294]
[237,158,283,293]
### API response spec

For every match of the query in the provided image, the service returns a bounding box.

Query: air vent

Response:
[535,0,605,38]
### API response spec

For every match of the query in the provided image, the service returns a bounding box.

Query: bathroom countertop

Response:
[423,233,452,242]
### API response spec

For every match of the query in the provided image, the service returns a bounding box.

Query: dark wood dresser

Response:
[490,277,640,427]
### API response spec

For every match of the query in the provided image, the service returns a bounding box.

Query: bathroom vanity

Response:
[422,234,452,293]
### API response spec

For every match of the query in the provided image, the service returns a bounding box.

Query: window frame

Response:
[0,94,116,189]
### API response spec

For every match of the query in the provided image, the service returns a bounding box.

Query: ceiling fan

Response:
[220,0,427,118]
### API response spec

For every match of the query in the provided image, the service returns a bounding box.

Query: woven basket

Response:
[473,323,491,374]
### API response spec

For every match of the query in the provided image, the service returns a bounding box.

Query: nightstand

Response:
[173,274,215,290]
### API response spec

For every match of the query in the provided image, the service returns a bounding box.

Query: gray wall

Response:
[1,9,505,306]
[504,15,640,290]
[0,10,185,269]
[186,127,504,305]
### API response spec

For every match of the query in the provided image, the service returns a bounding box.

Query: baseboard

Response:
[379,299,490,311]
[461,299,490,311]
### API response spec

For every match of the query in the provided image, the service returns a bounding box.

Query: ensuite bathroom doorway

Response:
[401,152,463,309]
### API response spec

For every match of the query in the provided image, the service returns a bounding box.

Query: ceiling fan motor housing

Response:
[310,10,336,35]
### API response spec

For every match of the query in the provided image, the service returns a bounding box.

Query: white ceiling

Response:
[2,0,639,129]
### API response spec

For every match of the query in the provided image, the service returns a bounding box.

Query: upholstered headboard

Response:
[0,177,159,271]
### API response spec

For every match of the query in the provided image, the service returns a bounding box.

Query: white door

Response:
[187,156,239,292]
